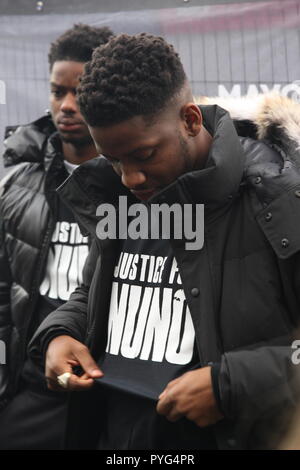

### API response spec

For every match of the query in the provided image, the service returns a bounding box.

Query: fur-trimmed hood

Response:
[198,93,300,166]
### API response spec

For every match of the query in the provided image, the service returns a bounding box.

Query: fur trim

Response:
[197,93,300,151]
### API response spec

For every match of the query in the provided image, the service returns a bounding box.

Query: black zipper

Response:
[26,215,56,340]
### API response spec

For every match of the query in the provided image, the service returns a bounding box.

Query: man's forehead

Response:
[89,117,160,156]
[50,60,84,82]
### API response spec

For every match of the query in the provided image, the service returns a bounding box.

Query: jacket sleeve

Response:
[27,239,100,365]
[218,254,300,448]
[219,344,299,446]
[0,214,12,327]
[0,212,13,402]
[0,168,22,403]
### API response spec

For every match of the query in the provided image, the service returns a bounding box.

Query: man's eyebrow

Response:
[102,146,154,161]
[50,83,76,92]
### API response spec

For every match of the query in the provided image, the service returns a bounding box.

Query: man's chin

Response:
[59,132,93,147]
[131,189,159,201]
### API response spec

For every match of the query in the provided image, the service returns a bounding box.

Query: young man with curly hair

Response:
[0,23,113,449]
[30,33,300,450]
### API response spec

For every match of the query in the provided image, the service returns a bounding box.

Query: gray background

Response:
[1,0,300,176]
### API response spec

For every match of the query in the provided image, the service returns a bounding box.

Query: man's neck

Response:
[62,141,98,165]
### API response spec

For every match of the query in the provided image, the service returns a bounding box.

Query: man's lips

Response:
[57,119,85,131]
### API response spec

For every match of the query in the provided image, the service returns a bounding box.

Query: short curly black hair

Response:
[77,33,187,127]
[48,23,114,70]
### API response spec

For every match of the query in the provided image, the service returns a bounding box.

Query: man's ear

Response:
[180,103,202,136]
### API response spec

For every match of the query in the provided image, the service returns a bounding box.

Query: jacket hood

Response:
[198,93,300,168]
[169,105,244,207]
[3,114,56,167]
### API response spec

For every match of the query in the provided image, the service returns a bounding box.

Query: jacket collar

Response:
[44,132,64,172]
[149,105,245,210]
[3,113,56,167]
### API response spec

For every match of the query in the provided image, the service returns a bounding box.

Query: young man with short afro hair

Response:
[48,23,113,70]
[30,33,300,450]
[78,33,187,126]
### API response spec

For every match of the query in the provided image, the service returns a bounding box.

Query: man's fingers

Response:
[157,387,184,421]
[46,372,96,392]
[46,355,102,392]
[67,374,95,391]
[165,408,183,423]
[44,337,103,391]
[75,345,103,378]
[45,363,73,391]
[158,395,183,422]
[156,392,175,416]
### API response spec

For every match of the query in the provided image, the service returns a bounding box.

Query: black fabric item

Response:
[97,388,217,450]
[97,355,200,402]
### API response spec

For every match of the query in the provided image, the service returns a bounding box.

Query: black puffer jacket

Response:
[29,104,300,449]
[0,114,68,409]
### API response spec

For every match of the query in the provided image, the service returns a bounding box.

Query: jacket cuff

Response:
[210,362,223,413]
[28,328,73,367]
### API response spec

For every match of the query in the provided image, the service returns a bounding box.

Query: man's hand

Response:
[156,366,223,427]
[45,335,103,391]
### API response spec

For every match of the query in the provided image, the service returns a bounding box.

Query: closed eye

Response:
[103,148,156,164]
[133,149,156,162]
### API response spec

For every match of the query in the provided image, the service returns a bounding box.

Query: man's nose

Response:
[120,163,146,189]
[60,92,77,114]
